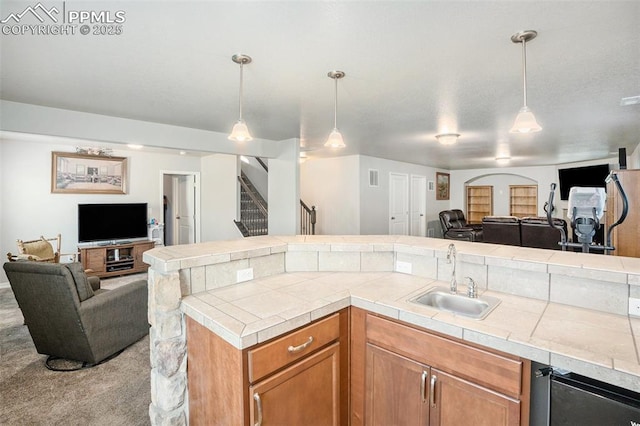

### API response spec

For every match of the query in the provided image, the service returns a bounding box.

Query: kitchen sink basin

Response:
[410,286,501,320]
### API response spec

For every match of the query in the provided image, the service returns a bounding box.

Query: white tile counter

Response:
[143,235,640,424]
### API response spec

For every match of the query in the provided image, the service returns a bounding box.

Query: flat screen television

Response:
[78,203,148,243]
[558,164,610,201]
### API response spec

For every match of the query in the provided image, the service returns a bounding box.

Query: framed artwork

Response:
[436,172,450,200]
[51,151,127,194]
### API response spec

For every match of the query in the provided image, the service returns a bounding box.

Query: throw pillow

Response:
[65,262,95,301]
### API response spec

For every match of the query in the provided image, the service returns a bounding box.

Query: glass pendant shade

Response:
[324,128,345,148]
[229,119,253,142]
[436,133,460,145]
[509,106,542,134]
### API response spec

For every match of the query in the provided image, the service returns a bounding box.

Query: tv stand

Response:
[79,240,155,278]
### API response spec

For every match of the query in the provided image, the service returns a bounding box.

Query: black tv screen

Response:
[78,203,148,243]
[558,164,610,200]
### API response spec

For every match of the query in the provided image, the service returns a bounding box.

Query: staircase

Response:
[234,159,316,237]
[235,172,268,237]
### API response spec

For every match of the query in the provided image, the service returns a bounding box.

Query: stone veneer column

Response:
[147,268,189,425]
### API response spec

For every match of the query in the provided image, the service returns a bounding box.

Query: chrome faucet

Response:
[466,277,478,298]
[446,243,457,294]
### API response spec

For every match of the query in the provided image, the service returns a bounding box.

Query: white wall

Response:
[630,142,640,169]
[268,139,299,235]
[300,156,360,235]
[0,137,201,281]
[200,154,241,241]
[358,156,448,236]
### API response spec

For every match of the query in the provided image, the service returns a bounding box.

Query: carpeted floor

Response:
[0,273,151,425]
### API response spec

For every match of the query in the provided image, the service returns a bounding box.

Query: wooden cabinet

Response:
[79,241,154,278]
[509,185,538,218]
[365,343,429,425]
[352,308,529,426]
[466,186,493,224]
[606,169,640,257]
[187,309,349,426]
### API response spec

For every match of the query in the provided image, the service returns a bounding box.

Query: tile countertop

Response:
[182,270,640,393]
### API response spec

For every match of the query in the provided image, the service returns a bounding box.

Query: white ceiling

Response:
[1,1,639,169]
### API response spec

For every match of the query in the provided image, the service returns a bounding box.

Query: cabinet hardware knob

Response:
[253,393,263,426]
[430,375,437,408]
[287,336,314,353]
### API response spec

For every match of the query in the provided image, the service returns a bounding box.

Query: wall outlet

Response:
[396,261,412,274]
[236,268,254,283]
[629,297,640,316]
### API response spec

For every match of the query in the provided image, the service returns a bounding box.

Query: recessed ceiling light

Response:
[127,144,143,149]
[620,96,640,106]
[435,133,460,145]
[179,151,187,155]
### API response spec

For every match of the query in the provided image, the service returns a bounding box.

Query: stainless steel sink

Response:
[410,286,501,320]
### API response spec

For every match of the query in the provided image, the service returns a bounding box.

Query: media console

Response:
[78,240,155,278]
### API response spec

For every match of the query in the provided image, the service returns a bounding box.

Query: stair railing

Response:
[300,200,316,235]
[238,176,268,236]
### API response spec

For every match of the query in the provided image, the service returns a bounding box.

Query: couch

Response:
[482,216,568,250]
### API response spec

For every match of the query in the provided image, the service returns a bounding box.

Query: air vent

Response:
[369,169,379,187]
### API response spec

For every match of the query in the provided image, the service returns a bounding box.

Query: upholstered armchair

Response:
[3,261,148,369]
[439,209,484,242]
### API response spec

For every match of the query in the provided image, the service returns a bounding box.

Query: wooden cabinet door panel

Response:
[431,369,520,426]
[250,342,340,426]
[365,343,429,426]
[84,248,106,273]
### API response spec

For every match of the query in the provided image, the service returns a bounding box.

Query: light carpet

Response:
[0,273,151,425]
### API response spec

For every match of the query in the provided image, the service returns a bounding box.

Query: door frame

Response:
[160,170,201,245]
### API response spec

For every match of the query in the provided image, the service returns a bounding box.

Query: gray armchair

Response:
[3,261,148,369]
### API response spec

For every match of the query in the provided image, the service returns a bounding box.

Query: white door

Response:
[389,173,409,235]
[175,175,196,244]
[410,175,427,236]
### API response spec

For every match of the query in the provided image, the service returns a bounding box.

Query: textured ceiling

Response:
[1,1,639,169]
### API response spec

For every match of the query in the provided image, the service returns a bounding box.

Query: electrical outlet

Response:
[629,297,640,316]
[396,261,412,274]
[236,268,254,283]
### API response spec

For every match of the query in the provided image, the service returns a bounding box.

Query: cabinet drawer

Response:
[366,314,523,399]
[248,313,340,383]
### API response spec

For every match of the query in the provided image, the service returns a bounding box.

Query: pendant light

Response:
[510,30,542,134]
[228,54,253,142]
[325,70,346,148]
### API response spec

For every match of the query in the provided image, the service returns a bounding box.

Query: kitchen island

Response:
[143,235,640,425]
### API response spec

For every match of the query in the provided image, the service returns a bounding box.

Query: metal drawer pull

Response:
[420,371,428,402]
[430,375,437,408]
[254,393,263,426]
[287,336,314,353]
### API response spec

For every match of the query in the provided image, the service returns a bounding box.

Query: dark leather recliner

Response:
[3,261,149,367]
[439,209,483,242]
[521,216,568,250]
[482,216,521,246]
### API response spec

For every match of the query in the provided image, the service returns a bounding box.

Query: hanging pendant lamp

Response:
[510,30,542,134]
[228,54,253,142]
[325,70,346,148]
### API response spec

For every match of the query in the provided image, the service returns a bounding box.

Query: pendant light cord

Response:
[238,61,244,120]
[521,39,528,108]
[333,75,338,129]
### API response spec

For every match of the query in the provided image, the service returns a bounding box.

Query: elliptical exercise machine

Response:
[546,171,629,254]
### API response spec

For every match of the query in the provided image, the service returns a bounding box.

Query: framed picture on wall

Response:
[436,172,450,200]
[51,151,128,194]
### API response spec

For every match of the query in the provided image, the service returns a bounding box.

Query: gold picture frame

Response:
[51,152,128,194]
[436,172,450,200]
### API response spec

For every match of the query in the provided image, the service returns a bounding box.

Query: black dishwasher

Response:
[550,371,640,425]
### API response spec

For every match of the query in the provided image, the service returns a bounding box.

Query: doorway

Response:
[161,171,200,246]
[389,172,409,235]
[410,175,427,236]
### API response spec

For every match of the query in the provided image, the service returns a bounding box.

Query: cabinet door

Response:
[250,342,340,426]
[365,343,429,426]
[84,248,106,273]
[430,369,520,426]
[133,242,153,265]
